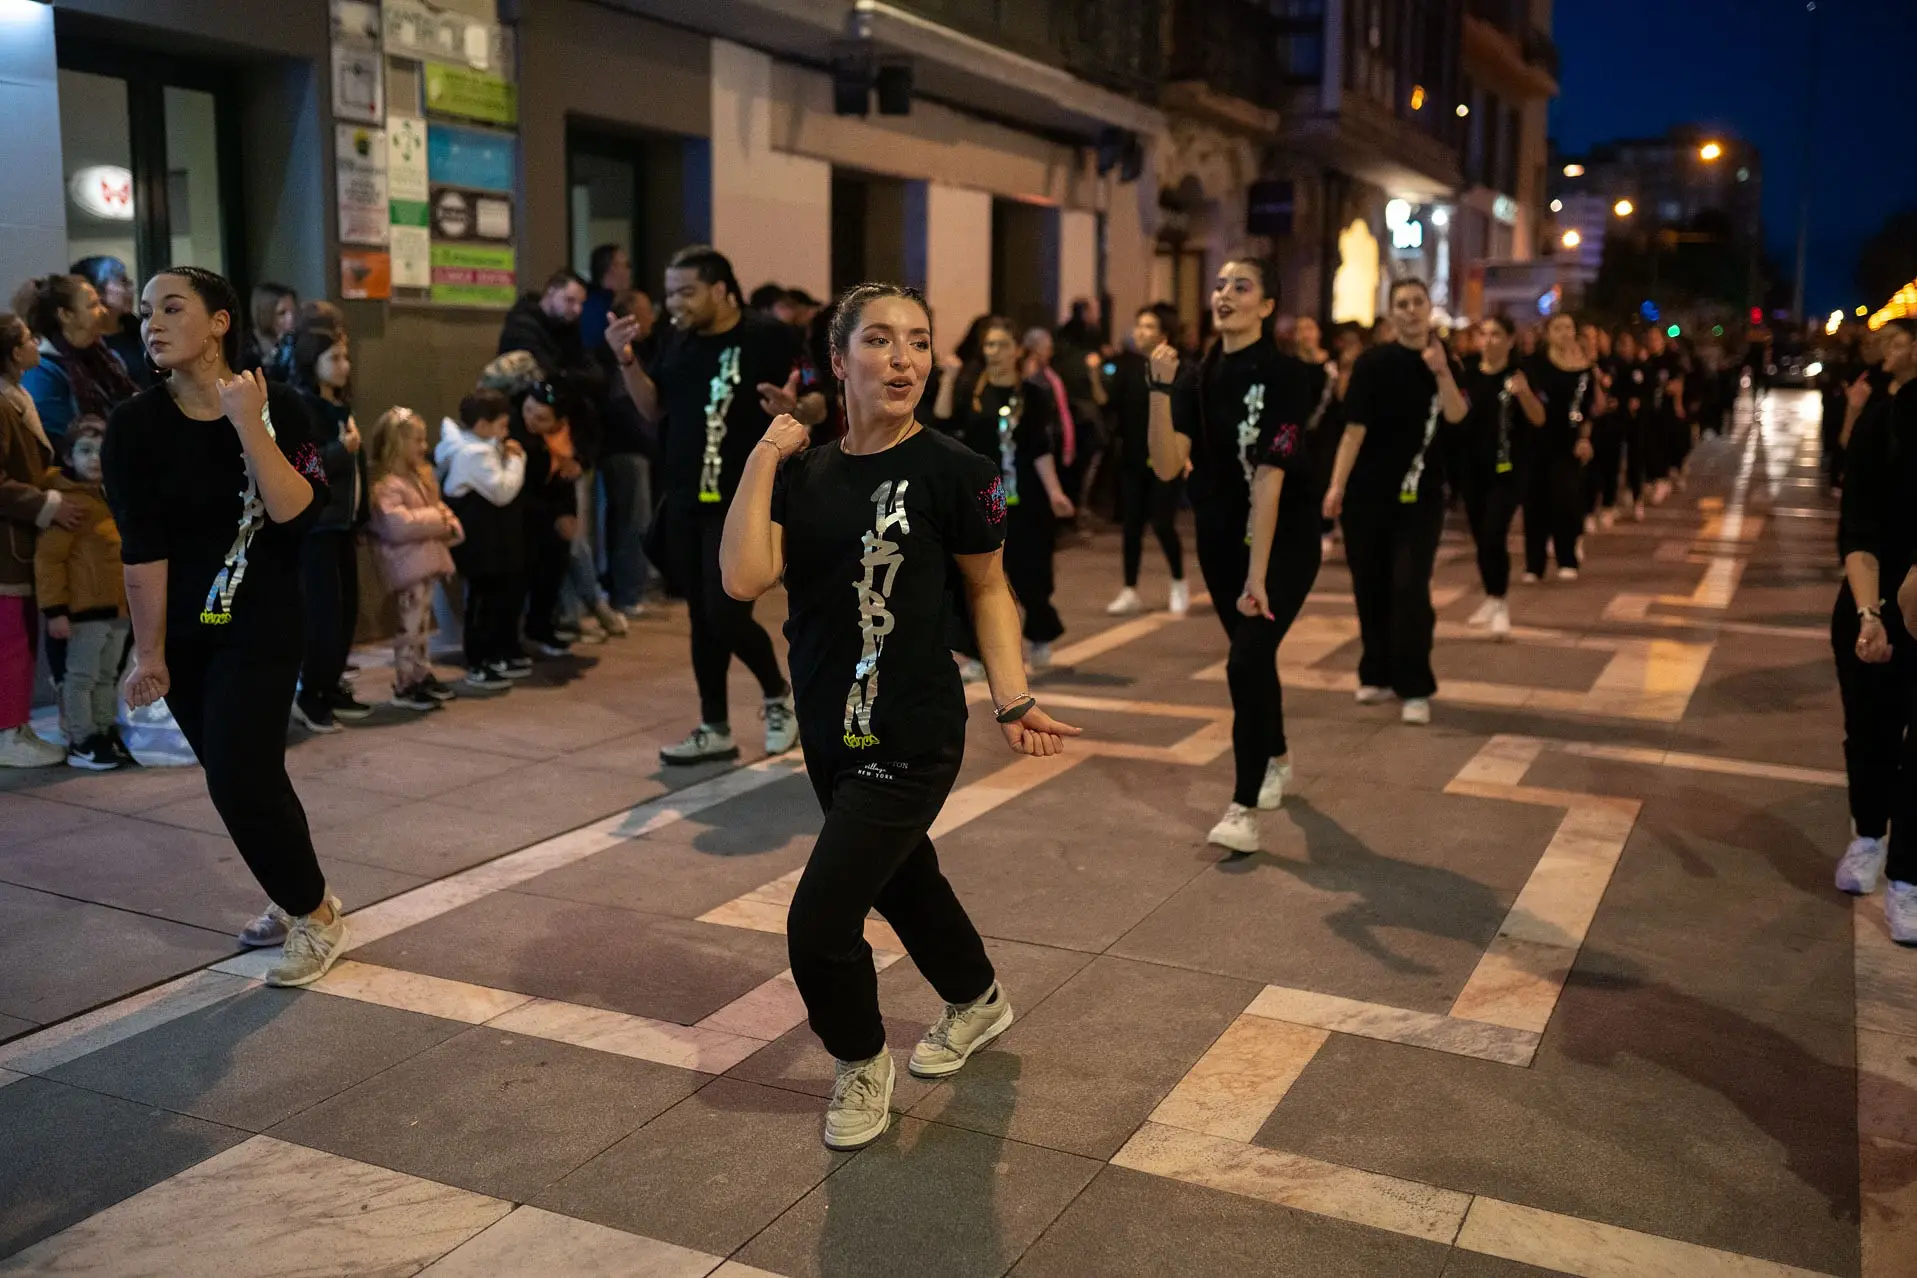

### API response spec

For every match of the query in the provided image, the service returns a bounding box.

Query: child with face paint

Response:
[34,416,130,769]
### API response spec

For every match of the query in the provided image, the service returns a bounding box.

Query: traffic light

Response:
[1749,306,1763,325]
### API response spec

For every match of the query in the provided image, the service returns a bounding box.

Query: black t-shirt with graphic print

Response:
[1170,341,1318,547]
[1525,356,1599,458]
[946,376,1056,513]
[648,312,803,507]
[772,428,1006,762]
[1459,356,1525,476]
[1342,341,1464,506]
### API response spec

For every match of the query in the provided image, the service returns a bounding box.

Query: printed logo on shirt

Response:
[290,443,326,485]
[698,345,743,503]
[844,478,911,749]
[1266,421,1300,462]
[977,475,1007,527]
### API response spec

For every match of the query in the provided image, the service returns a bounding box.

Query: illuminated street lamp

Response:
[1563,163,1585,177]
[1561,229,1582,250]
[1455,103,1470,118]
[1550,198,1563,213]
[1613,199,1634,218]
[1699,141,1724,162]
[1856,305,1869,317]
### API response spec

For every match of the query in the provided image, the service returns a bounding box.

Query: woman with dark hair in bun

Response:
[721,282,1078,1151]
[103,266,347,987]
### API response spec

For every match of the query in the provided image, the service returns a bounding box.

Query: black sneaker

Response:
[67,734,120,771]
[330,687,375,721]
[466,665,512,690]
[499,657,534,680]
[291,694,342,734]
[106,724,139,766]
[389,682,441,712]
[420,675,458,702]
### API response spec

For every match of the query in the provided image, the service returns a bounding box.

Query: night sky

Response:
[1551,0,1915,318]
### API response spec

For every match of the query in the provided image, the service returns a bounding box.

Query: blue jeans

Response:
[599,452,653,610]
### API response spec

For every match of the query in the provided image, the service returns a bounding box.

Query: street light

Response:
[1561,229,1582,249]
[1613,199,1635,218]
[1563,163,1585,177]
[1455,103,1470,118]
[1549,198,1563,213]
[1699,141,1724,162]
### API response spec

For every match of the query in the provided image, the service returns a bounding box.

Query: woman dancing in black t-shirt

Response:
[104,267,345,987]
[721,283,1079,1151]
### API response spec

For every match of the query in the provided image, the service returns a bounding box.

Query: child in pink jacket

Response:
[366,408,462,710]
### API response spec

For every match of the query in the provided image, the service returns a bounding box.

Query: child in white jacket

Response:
[436,390,527,688]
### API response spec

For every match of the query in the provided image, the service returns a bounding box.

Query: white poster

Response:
[332,46,383,124]
[335,124,389,246]
[391,225,431,289]
[330,0,381,47]
[387,117,429,204]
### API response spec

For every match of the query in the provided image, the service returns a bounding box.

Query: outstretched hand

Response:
[757,369,804,417]
[1000,705,1081,757]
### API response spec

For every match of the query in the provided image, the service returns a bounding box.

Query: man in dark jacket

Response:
[498,269,590,376]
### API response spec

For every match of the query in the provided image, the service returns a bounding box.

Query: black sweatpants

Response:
[1003,502,1064,644]
[1341,495,1443,699]
[1586,418,1623,513]
[666,498,787,727]
[1461,468,1521,598]
[1524,453,1583,575]
[1833,583,1912,846]
[462,571,524,668]
[1118,465,1184,587]
[167,633,326,916]
[299,529,358,700]
[1622,410,1651,503]
[788,737,995,1062]
[1197,518,1321,806]
[525,527,571,647]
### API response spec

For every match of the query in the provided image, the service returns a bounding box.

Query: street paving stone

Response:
[0,395,1903,1275]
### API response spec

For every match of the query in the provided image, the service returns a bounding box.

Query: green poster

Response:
[430,242,516,307]
[423,64,518,126]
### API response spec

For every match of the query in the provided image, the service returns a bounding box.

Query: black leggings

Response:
[668,499,787,727]
[1197,521,1320,806]
[788,738,995,1062]
[299,529,358,700]
[1118,465,1184,587]
[462,571,524,667]
[1586,418,1623,513]
[1833,583,1912,851]
[525,527,571,646]
[1341,497,1443,699]
[1524,453,1583,575]
[1003,503,1064,644]
[1461,469,1521,598]
[168,633,326,916]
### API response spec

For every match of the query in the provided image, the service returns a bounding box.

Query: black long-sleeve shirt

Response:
[1837,381,1917,576]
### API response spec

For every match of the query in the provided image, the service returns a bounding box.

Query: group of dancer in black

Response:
[92,244,1868,1155]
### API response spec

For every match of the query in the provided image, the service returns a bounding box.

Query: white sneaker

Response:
[1556,567,1579,582]
[1489,599,1511,640]
[957,657,987,684]
[660,724,739,765]
[1401,698,1432,726]
[1257,758,1292,811]
[0,724,66,768]
[1837,837,1888,895]
[1468,597,1499,627]
[824,1051,895,1150]
[266,897,346,987]
[618,602,648,620]
[1106,587,1143,616]
[1207,802,1260,854]
[909,982,1014,1078]
[1600,508,1617,529]
[594,600,629,636]
[1521,571,1541,584]
[1633,501,1646,522]
[1888,881,1917,946]
[764,695,798,756]
[237,903,292,948]
[1583,514,1597,534]
[572,617,609,645]
[1355,685,1393,706]
[1027,641,1053,673]
[1168,579,1191,617]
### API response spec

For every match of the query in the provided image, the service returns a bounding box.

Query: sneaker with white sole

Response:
[1467,597,1499,627]
[466,665,512,690]
[1888,881,1917,946]
[660,724,739,765]
[594,600,629,636]
[1521,571,1541,584]
[764,695,798,756]
[266,897,346,987]
[824,1050,895,1150]
[619,602,648,620]
[1106,586,1143,616]
[1355,685,1393,706]
[66,734,120,771]
[290,695,341,735]
[1027,641,1054,673]
[571,617,609,645]
[1257,757,1292,811]
[1489,599,1511,640]
[910,982,1014,1078]
[237,902,291,948]
[1401,697,1432,725]
[1837,836,1888,895]
[1168,578,1191,617]
[1556,567,1579,582]
[1207,802,1259,854]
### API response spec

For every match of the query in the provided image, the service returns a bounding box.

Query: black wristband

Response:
[994,694,1037,724]
[1149,380,1177,395]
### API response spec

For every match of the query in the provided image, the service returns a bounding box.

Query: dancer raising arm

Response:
[720,283,1079,1151]
[1147,257,1321,854]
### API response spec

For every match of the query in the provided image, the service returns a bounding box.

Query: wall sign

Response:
[331,46,383,124]
[341,247,392,300]
[429,186,512,242]
[335,124,389,246]
[430,243,516,307]
[68,165,135,221]
[427,123,515,193]
[423,64,517,126]
[386,0,503,71]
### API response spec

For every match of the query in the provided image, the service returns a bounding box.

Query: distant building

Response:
[1455,0,1560,321]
